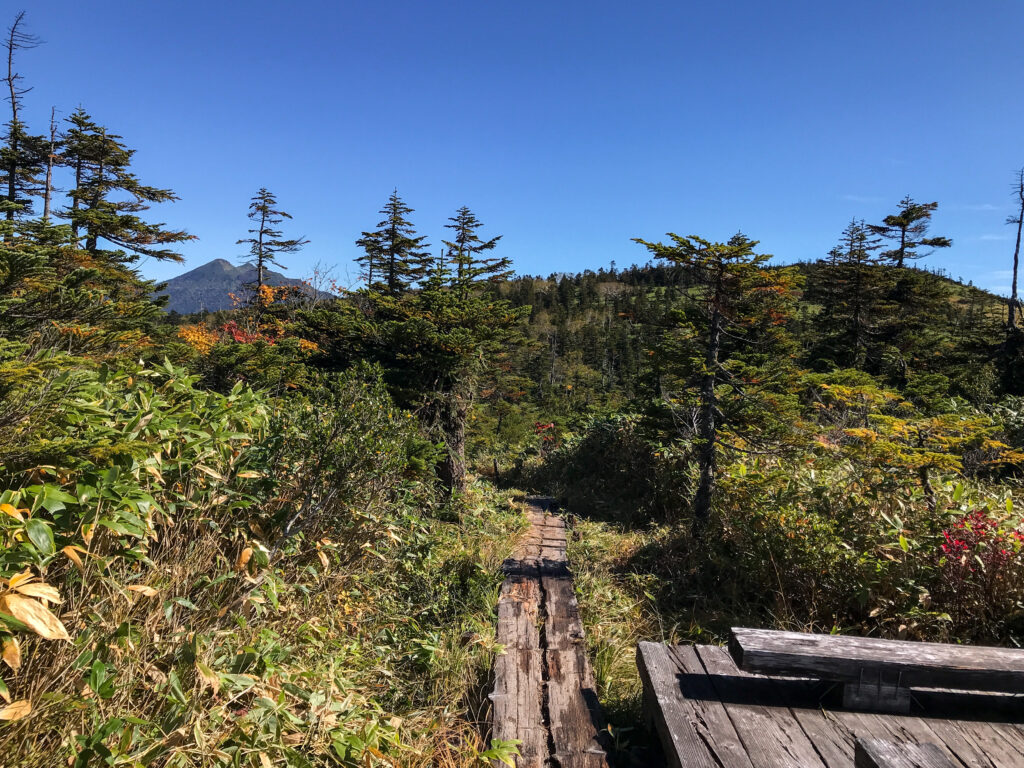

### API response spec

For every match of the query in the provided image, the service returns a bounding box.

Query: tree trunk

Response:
[42,107,55,222]
[437,389,468,497]
[693,293,723,534]
[71,157,81,241]
[5,16,19,221]
[919,466,937,514]
[1010,171,1023,331]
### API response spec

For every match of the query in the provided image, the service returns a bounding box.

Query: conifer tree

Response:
[869,196,951,268]
[810,219,888,369]
[442,206,510,299]
[634,232,801,532]
[1,12,46,220]
[61,108,192,261]
[236,187,308,300]
[356,191,430,296]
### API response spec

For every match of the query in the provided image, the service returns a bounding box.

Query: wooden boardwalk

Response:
[639,641,1024,768]
[490,498,612,768]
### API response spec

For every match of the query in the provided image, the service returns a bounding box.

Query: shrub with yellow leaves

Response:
[177,323,219,354]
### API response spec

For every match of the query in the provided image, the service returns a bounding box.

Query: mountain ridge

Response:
[155,259,322,314]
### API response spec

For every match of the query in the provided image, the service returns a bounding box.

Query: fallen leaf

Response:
[1,637,20,671]
[13,583,61,604]
[0,699,30,720]
[7,570,34,590]
[0,593,70,641]
[235,547,253,570]
[62,546,84,573]
[127,585,159,598]
[196,662,220,695]
[259,752,273,768]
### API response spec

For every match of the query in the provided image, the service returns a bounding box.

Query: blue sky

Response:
[15,0,1024,293]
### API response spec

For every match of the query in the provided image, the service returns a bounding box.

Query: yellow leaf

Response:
[259,752,273,768]
[144,465,165,483]
[127,585,159,598]
[62,546,84,573]
[196,465,226,482]
[317,550,329,569]
[0,593,70,641]
[237,471,264,479]
[235,547,253,570]
[13,583,61,604]
[2,637,20,671]
[82,524,94,546]
[195,661,220,695]
[0,699,30,720]
[0,503,23,522]
[7,570,34,590]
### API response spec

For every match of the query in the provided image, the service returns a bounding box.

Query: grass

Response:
[0,482,529,767]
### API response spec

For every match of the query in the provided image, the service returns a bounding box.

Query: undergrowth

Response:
[0,360,528,767]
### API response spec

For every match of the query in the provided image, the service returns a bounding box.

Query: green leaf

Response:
[1007,496,1014,513]
[25,519,55,556]
[952,482,964,502]
[898,534,909,553]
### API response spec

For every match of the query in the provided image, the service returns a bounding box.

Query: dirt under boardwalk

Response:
[490,498,612,768]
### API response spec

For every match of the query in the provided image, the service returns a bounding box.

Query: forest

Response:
[3,8,1024,768]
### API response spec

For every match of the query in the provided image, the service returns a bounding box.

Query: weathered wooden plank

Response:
[730,627,1024,693]
[637,641,741,768]
[715,646,857,766]
[854,738,958,768]
[696,645,829,768]
[491,649,546,767]
[491,500,610,768]
[547,648,608,767]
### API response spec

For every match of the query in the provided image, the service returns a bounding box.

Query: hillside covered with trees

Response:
[3,7,1024,768]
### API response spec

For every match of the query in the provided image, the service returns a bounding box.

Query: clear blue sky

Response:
[15,0,1024,293]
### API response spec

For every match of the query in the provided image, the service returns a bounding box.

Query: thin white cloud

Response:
[979,234,1011,241]
[949,202,1004,212]
[987,270,1014,279]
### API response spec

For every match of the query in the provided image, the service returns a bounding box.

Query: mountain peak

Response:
[155,259,323,314]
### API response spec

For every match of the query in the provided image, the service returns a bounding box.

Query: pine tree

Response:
[61,108,192,262]
[356,190,430,296]
[236,188,308,301]
[1,12,46,220]
[869,196,951,268]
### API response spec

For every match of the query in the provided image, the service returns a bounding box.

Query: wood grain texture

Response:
[854,738,957,768]
[639,641,1024,768]
[490,499,610,768]
[730,627,1024,693]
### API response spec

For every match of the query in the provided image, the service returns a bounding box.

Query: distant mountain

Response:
[155,259,326,314]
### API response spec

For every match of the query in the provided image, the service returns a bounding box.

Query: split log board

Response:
[729,627,1024,693]
[490,498,611,768]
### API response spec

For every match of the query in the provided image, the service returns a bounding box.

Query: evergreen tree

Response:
[634,232,801,532]
[809,219,888,369]
[1,12,46,220]
[442,206,510,299]
[236,187,308,301]
[869,196,951,268]
[61,108,192,261]
[355,190,430,296]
